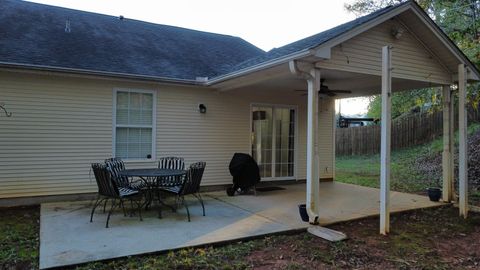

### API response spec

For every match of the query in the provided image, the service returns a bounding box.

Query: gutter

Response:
[0,62,201,86]
[289,60,320,224]
[206,49,313,85]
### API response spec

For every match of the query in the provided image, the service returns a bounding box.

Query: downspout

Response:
[289,60,320,224]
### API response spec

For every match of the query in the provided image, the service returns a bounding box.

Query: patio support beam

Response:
[458,64,468,218]
[307,68,321,224]
[289,60,320,224]
[442,85,454,202]
[380,46,392,235]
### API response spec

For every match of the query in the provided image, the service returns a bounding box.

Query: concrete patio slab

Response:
[40,182,441,269]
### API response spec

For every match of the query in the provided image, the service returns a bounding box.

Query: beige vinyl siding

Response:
[318,98,335,179]
[318,19,451,84]
[0,73,113,198]
[0,71,334,198]
[397,10,459,74]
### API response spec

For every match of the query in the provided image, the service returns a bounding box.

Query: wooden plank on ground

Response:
[307,226,348,242]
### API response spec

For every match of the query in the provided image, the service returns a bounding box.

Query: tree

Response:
[366,89,441,119]
[345,0,480,118]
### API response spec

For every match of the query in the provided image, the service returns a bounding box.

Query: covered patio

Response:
[40,182,440,269]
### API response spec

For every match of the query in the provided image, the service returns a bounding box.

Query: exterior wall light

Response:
[391,27,404,40]
[199,103,207,114]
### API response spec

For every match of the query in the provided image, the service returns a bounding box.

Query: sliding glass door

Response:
[251,105,296,179]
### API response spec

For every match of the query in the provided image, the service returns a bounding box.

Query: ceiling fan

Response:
[295,79,352,96]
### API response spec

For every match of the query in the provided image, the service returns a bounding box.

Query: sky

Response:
[27,0,357,51]
[26,0,370,115]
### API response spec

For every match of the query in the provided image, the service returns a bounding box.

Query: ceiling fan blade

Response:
[326,92,337,97]
[327,89,352,94]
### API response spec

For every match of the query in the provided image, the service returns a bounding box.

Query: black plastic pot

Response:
[298,204,309,222]
[427,187,442,202]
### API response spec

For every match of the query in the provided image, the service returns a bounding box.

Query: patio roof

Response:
[39,182,441,269]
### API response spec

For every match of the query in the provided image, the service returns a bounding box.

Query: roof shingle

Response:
[0,0,265,81]
[0,0,425,81]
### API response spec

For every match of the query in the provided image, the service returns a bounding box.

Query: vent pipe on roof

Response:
[119,15,124,20]
[65,19,71,33]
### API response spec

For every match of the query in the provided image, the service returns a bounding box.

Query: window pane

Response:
[142,94,153,109]
[116,143,128,158]
[117,92,129,109]
[115,91,154,159]
[140,109,153,125]
[128,128,140,142]
[116,127,152,159]
[116,128,128,142]
[128,143,141,158]
[130,93,142,109]
[140,143,152,158]
[116,109,129,125]
[140,128,152,143]
[129,109,142,124]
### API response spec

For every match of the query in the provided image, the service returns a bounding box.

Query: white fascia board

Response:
[314,47,331,59]
[206,50,313,86]
[452,70,480,82]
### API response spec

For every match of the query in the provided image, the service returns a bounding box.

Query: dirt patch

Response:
[416,127,480,205]
[241,206,480,270]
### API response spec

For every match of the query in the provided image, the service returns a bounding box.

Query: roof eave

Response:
[0,62,202,85]
[206,49,313,86]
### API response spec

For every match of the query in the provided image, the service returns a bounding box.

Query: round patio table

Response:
[120,168,186,218]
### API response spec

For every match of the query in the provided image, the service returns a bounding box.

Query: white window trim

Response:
[112,88,157,162]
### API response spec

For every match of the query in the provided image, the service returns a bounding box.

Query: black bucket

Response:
[298,204,309,222]
[427,187,442,202]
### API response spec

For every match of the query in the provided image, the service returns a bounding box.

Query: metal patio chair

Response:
[90,163,143,228]
[105,157,145,190]
[160,161,206,222]
[157,156,185,186]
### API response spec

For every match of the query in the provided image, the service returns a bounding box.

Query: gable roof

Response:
[210,0,479,83]
[224,3,406,75]
[0,0,264,82]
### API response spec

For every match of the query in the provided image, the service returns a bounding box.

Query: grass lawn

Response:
[0,206,39,269]
[335,147,429,194]
[336,123,480,195]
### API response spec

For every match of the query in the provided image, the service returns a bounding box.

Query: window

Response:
[113,89,155,160]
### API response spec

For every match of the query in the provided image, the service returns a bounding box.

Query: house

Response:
[1,0,479,231]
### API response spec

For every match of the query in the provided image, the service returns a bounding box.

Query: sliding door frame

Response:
[250,103,299,181]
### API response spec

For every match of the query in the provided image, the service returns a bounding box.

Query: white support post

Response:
[458,64,468,218]
[380,46,392,235]
[442,85,453,202]
[450,89,455,200]
[306,68,321,224]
